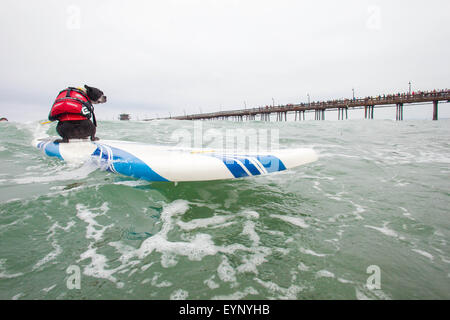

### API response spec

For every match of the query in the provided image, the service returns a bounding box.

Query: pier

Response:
[149,89,449,122]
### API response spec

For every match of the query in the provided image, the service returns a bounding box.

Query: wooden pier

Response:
[149,89,449,121]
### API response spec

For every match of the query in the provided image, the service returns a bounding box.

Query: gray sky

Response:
[1,0,449,121]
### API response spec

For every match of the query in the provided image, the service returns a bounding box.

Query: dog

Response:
[49,85,107,143]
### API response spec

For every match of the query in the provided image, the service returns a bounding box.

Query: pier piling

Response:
[433,101,438,120]
[396,103,404,121]
[338,107,348,120]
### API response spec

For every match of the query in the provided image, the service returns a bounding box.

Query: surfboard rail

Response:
[35,138,318,182]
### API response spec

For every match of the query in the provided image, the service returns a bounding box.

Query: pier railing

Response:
[148,89,450,121]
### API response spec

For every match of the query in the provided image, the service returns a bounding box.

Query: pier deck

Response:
[147,89,450,121]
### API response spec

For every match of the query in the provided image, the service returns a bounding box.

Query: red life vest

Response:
[49,88,94,122]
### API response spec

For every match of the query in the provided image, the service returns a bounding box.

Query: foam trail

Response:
[11,161,98,184]
[412,249,434,261]
[0,259,24,279]
[137,200,218,261]
[270,214,309,228]
[364,222,398,238]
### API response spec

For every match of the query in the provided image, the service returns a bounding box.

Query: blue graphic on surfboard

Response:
[35,138,318,182]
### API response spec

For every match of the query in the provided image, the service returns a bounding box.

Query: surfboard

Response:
[35,138,318,182]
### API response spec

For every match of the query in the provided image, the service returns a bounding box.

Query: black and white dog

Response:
[51,85,107,143]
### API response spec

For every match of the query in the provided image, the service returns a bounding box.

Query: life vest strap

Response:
[53,97,93,113]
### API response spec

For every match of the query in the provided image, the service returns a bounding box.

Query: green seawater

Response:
[0,119,449,300]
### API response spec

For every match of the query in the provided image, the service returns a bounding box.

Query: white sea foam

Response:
[355,285,392,300]
[337,229,345,237]
[113,180,148,187]
[74,199,272,287]
[328,195,343,201]
[212,287,258,300]
[236,248,271,275]
[0,214,32,232]
[240,210,260,219]
[151,272,173,287]
[210,221,237,229]
[76,203,110,242]
[79,247,119,284]
[187,201,221,210]
[275,248,290,255]
[298,262,310,271]
[136,200,219,262]
[32,221,75,271]
[312,181,322,192]
[337,278,354,284]
[204,275,220,289]
[170,289,189,300]
[176,215,230,231]
[440,256,450,264]
[270,214,309,228]
[412,249,434,261]
[88,200,220,285]
[77,203,127,287]
[161,252,178,268]
[364,222,398,238]
[254,277,304,299]
[399,207,416,220]
[299,247,327,257]
[316,270,335,278]
[128,268,139,277]
[217,256,237,283]
[140,262,154,271]
[109,241,138,265]
[224,189,238,209]
[348,200,365,220]
[235,220,271,275]
[32,243,62,271]
[242,221,260,246]
[11,162,98,185]
[140,233,218,261]
[42,284,57,293]
[355,288,371,300]
[11,293,25,300]
[0,259,24,279]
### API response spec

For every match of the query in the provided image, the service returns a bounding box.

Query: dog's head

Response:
[84,85,107,104]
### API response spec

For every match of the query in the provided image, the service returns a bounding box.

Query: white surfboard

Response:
[35,138,318,182]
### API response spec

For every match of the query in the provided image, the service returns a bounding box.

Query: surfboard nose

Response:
[276,148,318,169]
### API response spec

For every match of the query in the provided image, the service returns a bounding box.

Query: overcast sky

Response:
[0,0,449,121]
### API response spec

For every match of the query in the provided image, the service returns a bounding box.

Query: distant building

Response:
[119,113,130,121]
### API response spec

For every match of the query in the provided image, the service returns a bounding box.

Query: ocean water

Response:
[0,119,449,300]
